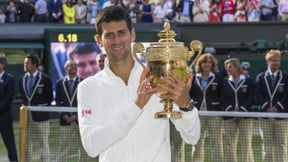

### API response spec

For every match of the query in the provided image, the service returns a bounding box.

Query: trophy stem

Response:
[154,99,182,119]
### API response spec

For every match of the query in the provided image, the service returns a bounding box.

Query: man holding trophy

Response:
[77,6,201,162]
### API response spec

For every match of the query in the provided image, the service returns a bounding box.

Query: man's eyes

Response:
[105,31,128,39]
[77,61,96,68]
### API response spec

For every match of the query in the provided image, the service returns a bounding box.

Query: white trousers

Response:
[260,119,288,162]
[27,119,50,162]
[192,116,224,162]
[170,121,185,162]
[224,118,254,162]
[55,122,96,162]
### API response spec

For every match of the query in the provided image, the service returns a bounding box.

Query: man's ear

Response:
[131,28,136,42]
[95,34,103,47]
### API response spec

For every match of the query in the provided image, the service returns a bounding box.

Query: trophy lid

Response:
[157,19,177,43]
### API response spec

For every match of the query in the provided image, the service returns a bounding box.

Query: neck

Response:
[109,57,135,85]
[232,73,240,80]
[29,69,37,75]
[271,68,277,73]
[202,71,210,79]
[68,75,76,80]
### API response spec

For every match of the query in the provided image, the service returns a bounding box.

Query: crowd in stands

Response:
[0,0,287,24]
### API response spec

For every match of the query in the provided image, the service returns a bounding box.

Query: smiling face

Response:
[226,63,238,76]
[200,58,213,73]
[65,60,78,78]
[24,58,37,74]
[96,20,135,64]
[74,52,99,79]
[267,55,281,72]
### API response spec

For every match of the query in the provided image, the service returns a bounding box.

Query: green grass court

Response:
[0,119,264,162]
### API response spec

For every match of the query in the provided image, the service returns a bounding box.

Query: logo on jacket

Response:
[81,109,92,117]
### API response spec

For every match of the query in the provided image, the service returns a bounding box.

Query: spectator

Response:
[6,0,17,23]
[255,50,288,162]
[221,58,255,162]
[153,0,168,23]
[190,53,224,162]
[260,0,276,21]
[96,53,106,70]
[18,0,35,22]
[164,0,177,21]
[208,0,222,22]
[140,0,154,22]
[19,54,53,162]
[221,0,236,22]
[102,0,116,8]
[241,61,251,78]
[34,0,48,22]
[278,0,288,21]
[47,0,63,23]
[192,0,209,22]
[115,0,127,8]
[234,0,247,22]
[247,0,261,22]
[75,0,87,24]
[0,53,18,162]
[0,9,6,24]
[63,0,76,24]
[86,0,101,24]
[177,0,194,23]
[126,0,141,23]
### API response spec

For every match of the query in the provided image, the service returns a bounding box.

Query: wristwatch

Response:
[179,99,194,112]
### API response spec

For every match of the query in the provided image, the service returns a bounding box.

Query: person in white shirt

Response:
[102,0,116,8]
[77,6,200,162]
[153,0,168,22]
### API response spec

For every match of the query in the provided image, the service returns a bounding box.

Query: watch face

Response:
[180,101,194,112]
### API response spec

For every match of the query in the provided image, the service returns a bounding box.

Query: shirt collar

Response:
[267,67,279,76]
[27,70,39,77]
[228,74,246,82]
[196,72,214,79]
[65,75,77,81]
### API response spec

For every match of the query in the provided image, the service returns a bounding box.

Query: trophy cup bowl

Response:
[133,20,203,119]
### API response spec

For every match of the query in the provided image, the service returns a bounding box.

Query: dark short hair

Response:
[0,53,7,69]
[73,43,101,55]
[26,54,39,67]
[95,6,132,36]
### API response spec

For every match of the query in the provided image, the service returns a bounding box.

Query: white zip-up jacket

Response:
[77,60,200,162]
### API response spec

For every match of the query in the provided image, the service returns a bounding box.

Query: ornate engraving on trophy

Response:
[133,19,203,119]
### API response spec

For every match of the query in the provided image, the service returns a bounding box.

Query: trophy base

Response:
[154,111,182,119]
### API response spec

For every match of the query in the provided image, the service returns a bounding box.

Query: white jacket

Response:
[77,60,200,162]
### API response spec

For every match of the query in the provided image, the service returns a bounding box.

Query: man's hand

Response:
[157,71,193,108]
[135,67,157,109]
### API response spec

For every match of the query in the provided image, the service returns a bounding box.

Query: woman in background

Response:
[190,53,224,162]
[221,58,254,162]
[63,0,76,24]
[209,0,222,22]
[141,0,153,22]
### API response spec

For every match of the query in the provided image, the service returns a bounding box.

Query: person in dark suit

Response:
[55,59,91,162]
[255,50,288,162]
[17,0,34,22]
[0,53,18,162]
[19,54,53,162]
[47,0,63,23]
[177,0,194,22]
[221,58,255,162]
[190,53,224,162]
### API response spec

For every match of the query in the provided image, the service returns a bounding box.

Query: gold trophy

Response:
[133,20,203,119]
